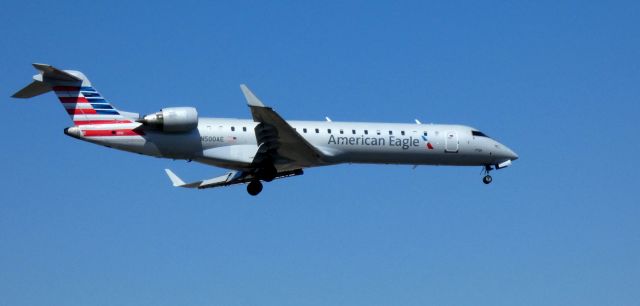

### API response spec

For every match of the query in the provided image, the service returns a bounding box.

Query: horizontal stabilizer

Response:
[12,80,51,98]
[12,63,86,99]
[32,63,82,82]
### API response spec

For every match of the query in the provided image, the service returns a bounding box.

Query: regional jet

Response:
[12,64,518,195]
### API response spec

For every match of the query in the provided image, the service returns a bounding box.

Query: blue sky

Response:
[1,1,639,305]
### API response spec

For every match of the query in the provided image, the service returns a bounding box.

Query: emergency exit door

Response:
[445,131,459,153]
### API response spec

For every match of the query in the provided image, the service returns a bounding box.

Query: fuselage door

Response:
[445,131,459,153]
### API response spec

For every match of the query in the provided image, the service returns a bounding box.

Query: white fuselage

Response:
[69,117,518,172]
[14,64,518,193]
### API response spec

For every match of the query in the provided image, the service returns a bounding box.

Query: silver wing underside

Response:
[165,168,303,189]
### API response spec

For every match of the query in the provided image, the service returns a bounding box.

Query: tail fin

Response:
[12,63,132,125]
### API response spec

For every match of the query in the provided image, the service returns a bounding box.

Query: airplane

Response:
[12,63,518,196]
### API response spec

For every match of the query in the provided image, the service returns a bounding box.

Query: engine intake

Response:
[139,107,198,133]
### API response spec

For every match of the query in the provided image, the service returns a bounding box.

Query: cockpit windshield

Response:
[472,130,490,138]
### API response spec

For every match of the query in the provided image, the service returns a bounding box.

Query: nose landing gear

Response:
[482,165,493,184]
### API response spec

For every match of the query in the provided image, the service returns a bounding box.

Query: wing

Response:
[240,85,326,168]
[164,168,303,189]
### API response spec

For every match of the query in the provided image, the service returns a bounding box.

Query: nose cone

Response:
[505,146,519,161]
[493,140,518,161]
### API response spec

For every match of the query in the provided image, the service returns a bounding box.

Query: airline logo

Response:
[422,135,434,150]
[328,133,435,151]
[53,86,132,126]
[53,86,142,138]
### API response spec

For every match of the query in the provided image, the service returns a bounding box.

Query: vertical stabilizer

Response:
[12,63,130,125]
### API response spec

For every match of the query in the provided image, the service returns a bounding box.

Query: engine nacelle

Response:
[140,107,198,133]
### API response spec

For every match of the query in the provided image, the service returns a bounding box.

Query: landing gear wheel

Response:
[247,180,263,196]
[483,175,493,184]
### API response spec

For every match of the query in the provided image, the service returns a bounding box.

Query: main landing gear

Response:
[245,168,304,196]
[247,180,263,196]
[247,165,275,196]
[482,165,493,185]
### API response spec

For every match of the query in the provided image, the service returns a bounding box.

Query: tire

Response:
[247,180,263,196]
[483,175,493,184]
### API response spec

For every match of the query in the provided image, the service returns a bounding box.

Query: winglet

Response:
[164,169,187,187]
[240,84,265,107]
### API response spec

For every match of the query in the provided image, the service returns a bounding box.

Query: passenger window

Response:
[327,129,332,134]
[352,129,356,135]
[243,127,247,132]
[401,131,405,136]
[364,130,368,135]
[315,128,319,133]
[231,126,235,131]
[340,129,344,134]
[389,130,393,135]
[423,131,428,136]
[376,130,381,135]
[303,128,307,133]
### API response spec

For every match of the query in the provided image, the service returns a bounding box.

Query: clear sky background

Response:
[1,1,639,305]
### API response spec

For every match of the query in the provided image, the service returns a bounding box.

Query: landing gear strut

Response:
[247,180,263,196]
[482,165,493,184]
[257,165,277,182]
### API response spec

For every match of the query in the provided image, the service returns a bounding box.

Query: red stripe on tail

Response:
[53,86,81,91]
[74,120,134,125]
[59,97,88,103]
[67,108,97,115]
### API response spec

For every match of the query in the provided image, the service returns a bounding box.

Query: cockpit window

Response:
[472,130,489,138]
